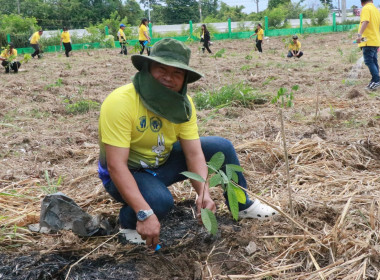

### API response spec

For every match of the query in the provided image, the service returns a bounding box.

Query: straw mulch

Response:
[1,135,379,279]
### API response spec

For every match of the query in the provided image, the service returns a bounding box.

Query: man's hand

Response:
[356,34,362,44]
[136,214,160,248]
[196,192,216,223]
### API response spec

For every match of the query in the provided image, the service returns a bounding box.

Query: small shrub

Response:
[265,6,287,29]
[194,83,270,110]
[64,99,100,114]
[311,7,330,26]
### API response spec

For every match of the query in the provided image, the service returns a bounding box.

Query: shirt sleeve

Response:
[177,95,199,140]
[361,7,370,22]
[99,89,134,148]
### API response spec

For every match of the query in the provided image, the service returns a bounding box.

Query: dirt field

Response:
[1,32,380,279]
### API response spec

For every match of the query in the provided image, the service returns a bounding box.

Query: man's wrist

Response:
[357,33,362,37]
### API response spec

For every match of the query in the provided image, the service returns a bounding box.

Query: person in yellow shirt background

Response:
[287,35,303,58]
[0,43,21,73]
[356,0,380,91]
[118,23,128,55]
[249,23,264,53]
[138,18,151,56]
[30,30,43,59]
[60,27,72,57]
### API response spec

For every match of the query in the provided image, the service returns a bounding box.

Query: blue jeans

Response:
[103,136,253,229]
[363,46,380,83]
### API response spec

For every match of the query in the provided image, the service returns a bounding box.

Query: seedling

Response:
[41,170,62,194]
[181,152,247,235]
[271,86,299,221]
[271,86,298,108]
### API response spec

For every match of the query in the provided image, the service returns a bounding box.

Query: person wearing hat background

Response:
[287,35,303,58]
[138,18,151,55]
[0,43,21,73]
[30,30,43,59]
[60,27,72,57]
[118,24,128,55]
[98,38,278,249]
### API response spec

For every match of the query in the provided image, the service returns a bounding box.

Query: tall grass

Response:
[194,82,269,110]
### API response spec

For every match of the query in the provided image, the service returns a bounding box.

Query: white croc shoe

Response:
[119,229,146,245]
[239,199,279,220]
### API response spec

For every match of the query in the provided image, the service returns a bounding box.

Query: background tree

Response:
[200,0,219,19]
[267,0,291,10]
[163,0,200,24]
[217,2,245,21]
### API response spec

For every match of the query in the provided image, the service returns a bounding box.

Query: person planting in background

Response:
[60,27,72,57]
[200,24,212,54]
[98,38,279,249]
[30,30,43,59]
[356,0,380,91]
[0,43,21,73]
[118,23,128,55]
[249,24,264,53]
[138,18,151,56]
[287,35,303,58]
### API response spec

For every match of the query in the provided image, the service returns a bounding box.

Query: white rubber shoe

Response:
[119,229,145,245]
[238,199,279,220]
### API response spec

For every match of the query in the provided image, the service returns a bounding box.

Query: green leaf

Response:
[225,164,244,172]
[227,183,239,220]
[201,208,218,235]
[226,164,243,181]
[208,152,225,171]
[209,173,222,188]
[180,171,206,182]
[220,170,229,184]
[231,172,238,183]
[291,85,299,91]
[229,183,246,204]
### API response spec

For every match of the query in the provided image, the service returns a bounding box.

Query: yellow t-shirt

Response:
[30,32,40,44]
[61,31,70,43]
[139,24,148,41]
[118,28,126,42]
[289,41,301,51]
[99,83,199,169]
[1,48,17,59]
[359,3,380,47]
[257,29,264,40]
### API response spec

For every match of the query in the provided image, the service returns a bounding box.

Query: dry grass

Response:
[1,31,380,279]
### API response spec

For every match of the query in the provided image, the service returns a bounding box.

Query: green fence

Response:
[7,13,359,55]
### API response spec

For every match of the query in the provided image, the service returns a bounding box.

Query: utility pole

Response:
[255,0,259,13]
[17,0,20,14]
[342,0,346,22]
[199,1,202,23]
[145,0,151,22]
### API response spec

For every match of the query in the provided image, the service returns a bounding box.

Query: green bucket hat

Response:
[131,38,203,83]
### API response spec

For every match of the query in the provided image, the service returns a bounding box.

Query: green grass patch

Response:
[194,83,270,110]
[64,99,100,114]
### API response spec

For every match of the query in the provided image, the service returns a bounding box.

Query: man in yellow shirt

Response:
[356,0,380,90]
[60,27,72,57]
[0,43,21,73]
[98,38,278,247]
[287,35,303,58]
[30,30,43,59]
[118,23,128,55]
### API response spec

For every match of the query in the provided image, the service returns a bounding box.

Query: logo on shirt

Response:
[137,116,148,132]
[150,117,162,132]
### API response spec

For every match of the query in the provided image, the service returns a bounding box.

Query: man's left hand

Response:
[196,193,216,223]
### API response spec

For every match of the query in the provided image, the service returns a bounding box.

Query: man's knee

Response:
[151,195,174,219]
